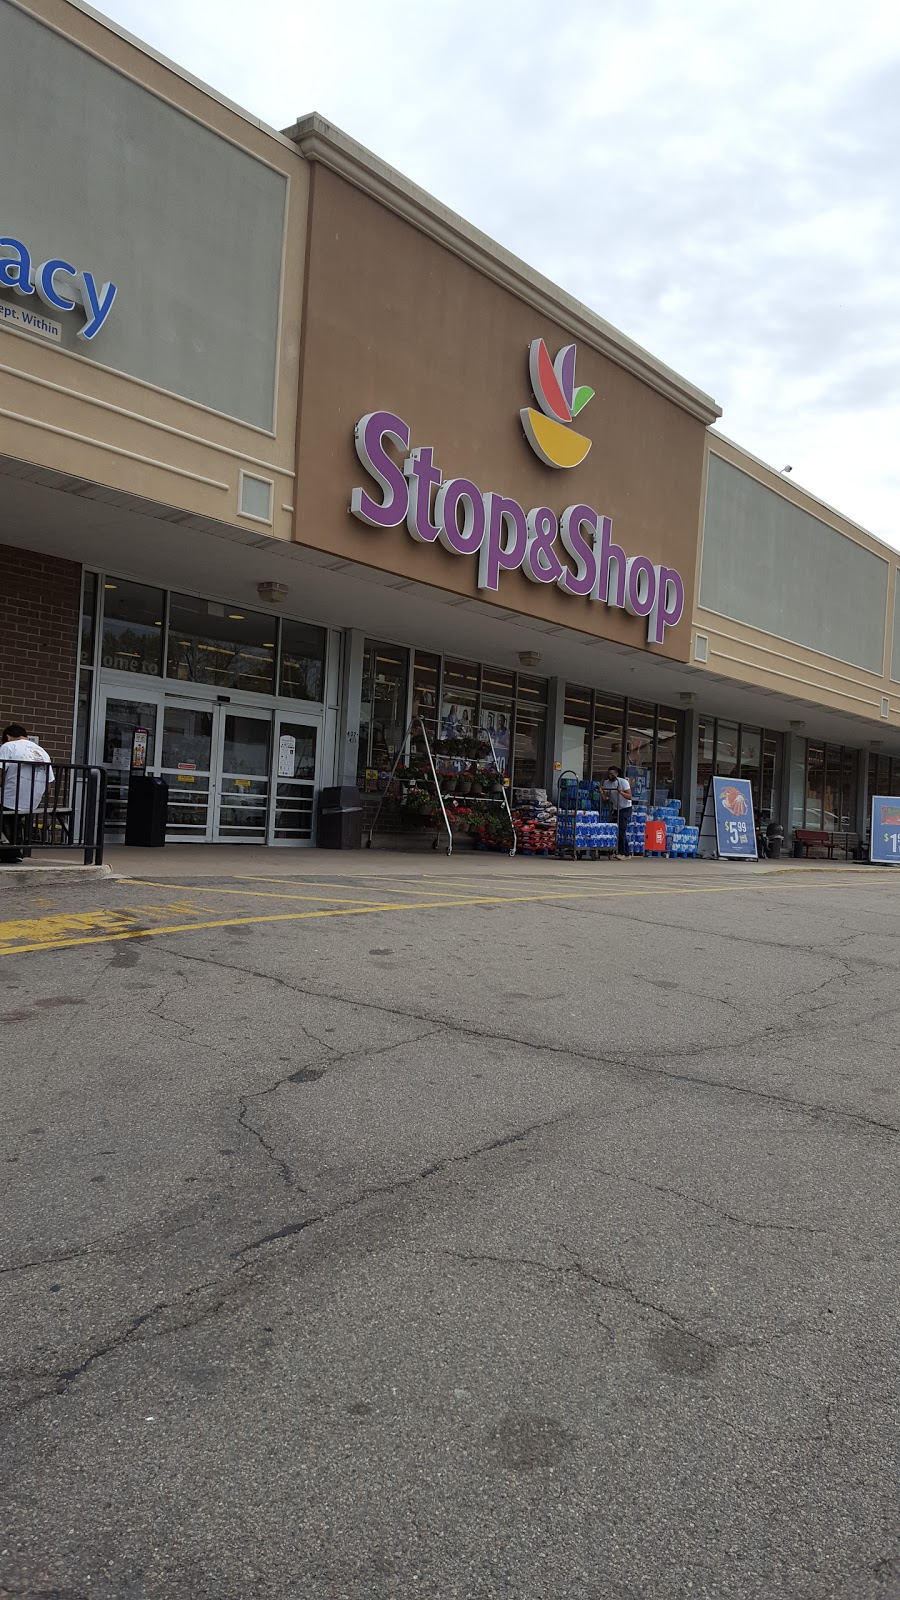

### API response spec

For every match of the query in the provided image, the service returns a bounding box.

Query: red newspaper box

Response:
[645,819,666,853]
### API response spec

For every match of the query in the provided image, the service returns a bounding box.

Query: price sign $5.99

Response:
[710,777,757,859]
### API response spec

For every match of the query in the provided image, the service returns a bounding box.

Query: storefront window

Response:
[655,706,680,802]
[806,740,824,828]
[761,734,781,819]
[74,671,93,765]
[101,578,164,676]
[80,571,98,668]
[591,694,625,781]
[280,620,326,701]
[790,740,807,830]
[480,666,514,773]
[824,743,842,831]
[715,720,738,779]
[166,595,275,693]
[441,659,479,744]
[739,727,761,808]
[840,748,858,832]
[411,653,441,745]
[626,699,655,808]
[697,716,715,814]
[513,675,547,788]
[409,651,441,768]
[563,685,591,778]
[75,572,99,763]
[358,640,409,782]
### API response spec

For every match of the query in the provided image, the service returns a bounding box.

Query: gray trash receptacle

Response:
[318,785,363,849]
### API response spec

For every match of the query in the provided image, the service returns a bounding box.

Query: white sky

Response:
[99,0,900,548]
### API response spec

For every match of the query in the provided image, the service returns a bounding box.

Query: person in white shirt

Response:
[603,766,633,859]
[0,723,54,863]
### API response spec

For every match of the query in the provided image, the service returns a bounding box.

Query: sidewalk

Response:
[0,843,884,887]
[99,845,882,881]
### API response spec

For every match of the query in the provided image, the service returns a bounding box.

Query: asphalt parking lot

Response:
[1,854,898,1600]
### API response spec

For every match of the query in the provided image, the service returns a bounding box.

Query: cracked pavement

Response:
[0,860,898,1599]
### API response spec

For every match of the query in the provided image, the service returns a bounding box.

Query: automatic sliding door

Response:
[271,718,318,843]
[216,713,271,841]
[161,703,214,839]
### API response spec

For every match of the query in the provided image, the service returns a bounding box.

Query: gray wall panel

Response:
[891,575,900,682]
[701,455,887,674]
[0,1,286,429]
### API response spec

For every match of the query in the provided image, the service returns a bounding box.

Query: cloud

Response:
[100,0,900,543]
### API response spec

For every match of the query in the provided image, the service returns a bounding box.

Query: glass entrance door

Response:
[161,701,215,839]
[215,712,272,842]
[98,690,161,840]
[97,687,320,847]
[270,715,318,844]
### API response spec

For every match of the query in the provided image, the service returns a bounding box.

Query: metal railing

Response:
[0,762,107,866]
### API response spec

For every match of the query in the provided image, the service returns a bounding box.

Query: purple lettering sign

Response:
[349,415,686,644]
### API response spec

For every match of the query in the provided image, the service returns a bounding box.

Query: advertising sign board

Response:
[712,776,757,860]
[868,796,900,864]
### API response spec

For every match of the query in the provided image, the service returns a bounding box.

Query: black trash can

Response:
[766,821,784,862]
[124,774,169,847]
[317,785,363,849]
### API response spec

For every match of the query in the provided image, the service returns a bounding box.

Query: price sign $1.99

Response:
[869,799,900,865]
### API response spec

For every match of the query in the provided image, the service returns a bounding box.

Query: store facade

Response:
[4,0,900,854]
[691,434,900,840]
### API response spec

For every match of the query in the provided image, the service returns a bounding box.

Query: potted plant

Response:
[480,809,514,850]
[401,789,437,828]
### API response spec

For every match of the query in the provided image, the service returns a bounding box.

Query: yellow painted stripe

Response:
[0,875,872,958]
[230,874,484,900]
[0,909,136,944]
[131,879,414,906]
[0,900,234,950]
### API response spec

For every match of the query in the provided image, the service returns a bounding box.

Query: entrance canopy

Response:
[1,452,897,759]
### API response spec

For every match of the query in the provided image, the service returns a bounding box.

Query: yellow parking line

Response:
[230,873,487,900]
[131,879,418,907]
[0,875,869,958]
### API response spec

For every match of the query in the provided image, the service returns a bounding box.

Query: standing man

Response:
[0,723,54,864]
[604,765,633,859]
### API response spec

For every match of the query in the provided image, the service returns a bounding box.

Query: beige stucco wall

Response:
[0,0,307,541]
[692,434,900,729]
[290,145,718,667]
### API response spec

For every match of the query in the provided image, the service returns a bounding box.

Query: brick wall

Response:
[0,543,81,760]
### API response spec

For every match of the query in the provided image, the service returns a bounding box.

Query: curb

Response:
[0,864,113,888]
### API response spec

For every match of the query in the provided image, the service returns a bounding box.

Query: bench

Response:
[793,829,860,860]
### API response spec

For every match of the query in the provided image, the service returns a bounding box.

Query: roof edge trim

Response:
[286,112,722,427]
